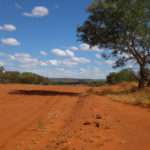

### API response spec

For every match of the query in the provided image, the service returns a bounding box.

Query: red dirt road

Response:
[0,84,150,150]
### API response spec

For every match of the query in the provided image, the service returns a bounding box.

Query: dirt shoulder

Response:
[0,84,150,150]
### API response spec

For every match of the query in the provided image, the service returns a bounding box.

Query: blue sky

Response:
[0,0,122,79]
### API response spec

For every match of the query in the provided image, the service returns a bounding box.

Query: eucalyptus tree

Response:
[78,0,150,88]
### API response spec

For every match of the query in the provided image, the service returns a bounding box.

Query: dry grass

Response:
[92,82,150,107]
[108,88,150,106]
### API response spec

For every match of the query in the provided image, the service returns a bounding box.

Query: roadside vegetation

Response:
[78,0,150,89]
[106,69,136,84]
[0,65,150,106]
[90,82,150,107]
[76,0,150,106]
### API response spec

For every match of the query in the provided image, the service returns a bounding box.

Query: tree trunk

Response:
[138,78,145,89]
[138,65,145,89]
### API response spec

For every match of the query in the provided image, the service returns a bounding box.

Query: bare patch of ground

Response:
[0,84,150,150]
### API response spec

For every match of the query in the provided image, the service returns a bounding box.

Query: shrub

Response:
[107,69,136,84]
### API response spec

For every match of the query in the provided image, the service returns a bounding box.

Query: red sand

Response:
[0,84,150,150]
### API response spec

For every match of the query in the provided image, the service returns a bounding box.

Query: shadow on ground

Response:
[9,90,81,96]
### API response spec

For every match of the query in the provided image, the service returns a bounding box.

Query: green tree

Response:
[107,69,136,84]
[78,0,150,88]
[0,66,5,72]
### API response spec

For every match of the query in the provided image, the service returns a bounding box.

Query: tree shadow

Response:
[9,90,81,97]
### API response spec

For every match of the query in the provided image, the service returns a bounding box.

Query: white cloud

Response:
[120,53,132,59]
[70,46,79,51]
[9,53,60,68]
[62,56,90,66]
[0,38,20,46]
[0,24,16,32]
[96,53,102,59]
[52,48,74,57]
[65,49,74,57]
[91,45,101,51]
[51,46,91,66]
[79,43,100,51]
[62,59,78,66]
[51,44,101,58]
[79,43,90,51]
[39,61,48,66]
[105,60,115,65]
[69,43,101,52]
[40,51,48,56]
[79,67,103,79]
[96,59,115,66]
[9,53,39,65]
[71,56,90,64]
[52,49,66,57]
[23,6,49,17]
[1,50,106,79]
[46,60,60,66]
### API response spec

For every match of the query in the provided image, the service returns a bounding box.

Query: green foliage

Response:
[0,67,104,85]
[107,69,136,84]
[0,68,50,85]
[78,0,150,88]
[19,72,47,84]
[78,0,150,49]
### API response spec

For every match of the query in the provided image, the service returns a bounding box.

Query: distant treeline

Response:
[0,66,105,85]
[0,67,50,85]
[0,66,141,85]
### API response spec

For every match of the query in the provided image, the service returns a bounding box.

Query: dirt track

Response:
[0,84,150,150]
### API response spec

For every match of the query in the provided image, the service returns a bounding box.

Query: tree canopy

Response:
[106,69,136,84]
[78,0,150,88]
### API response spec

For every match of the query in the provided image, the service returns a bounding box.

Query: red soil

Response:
[0,84,150,150]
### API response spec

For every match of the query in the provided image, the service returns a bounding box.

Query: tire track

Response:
[45,91,91,150]
[0,96,60,150]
